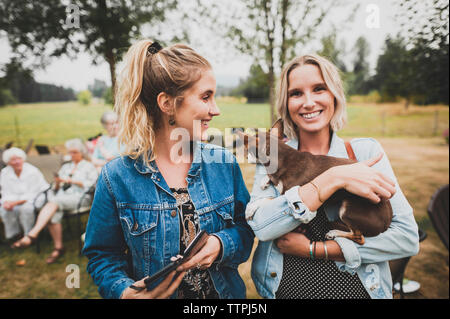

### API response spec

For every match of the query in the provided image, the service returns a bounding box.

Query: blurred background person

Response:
[0,147,49,244]
[91,111,123,172]
[11,139,98,264]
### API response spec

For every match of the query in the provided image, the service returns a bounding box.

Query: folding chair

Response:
[32,184,96,256]
[427,184,449,250]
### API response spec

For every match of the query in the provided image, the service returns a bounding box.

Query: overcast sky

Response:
[0,0,401,91]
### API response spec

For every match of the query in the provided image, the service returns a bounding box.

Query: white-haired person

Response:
[91,111,123,172]
[0,147,49,244]
[12,138,98,264]
[247,54,419,299]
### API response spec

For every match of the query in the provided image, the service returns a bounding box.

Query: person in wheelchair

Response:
[11,138,98,264]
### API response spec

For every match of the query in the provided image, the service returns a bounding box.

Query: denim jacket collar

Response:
[285,131,349,158]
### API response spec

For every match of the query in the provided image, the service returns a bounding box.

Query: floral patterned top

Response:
[171,187,219,299]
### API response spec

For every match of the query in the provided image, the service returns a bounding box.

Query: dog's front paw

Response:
[325,230,339,240]
[260,175,271,190]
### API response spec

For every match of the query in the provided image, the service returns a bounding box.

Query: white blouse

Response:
[0,162,49,204]
[56,159,98,195]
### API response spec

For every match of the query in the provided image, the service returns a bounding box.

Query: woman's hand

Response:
[120,270,186,299]
[328,152,396,203]
[2,201,14,211]
[176,235,222,271]
[276,231,310,257]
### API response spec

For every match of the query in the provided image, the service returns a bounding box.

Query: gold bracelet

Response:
[310,180,324,203]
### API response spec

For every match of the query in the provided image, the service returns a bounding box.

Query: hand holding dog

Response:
[328,152,396,203]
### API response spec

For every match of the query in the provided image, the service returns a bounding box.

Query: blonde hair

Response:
[276,54,347,140]
[114,40,211,167]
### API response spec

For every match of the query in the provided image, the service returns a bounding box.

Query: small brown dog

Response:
[238,119,393,245]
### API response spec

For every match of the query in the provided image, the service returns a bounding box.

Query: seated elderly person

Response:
[91,111,123,172]
[0,147,49,243]
[12,138,98,264]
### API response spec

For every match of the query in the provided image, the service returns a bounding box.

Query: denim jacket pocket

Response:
[118,204,159,258]
[197,196,235,233]
[214,202,235,229]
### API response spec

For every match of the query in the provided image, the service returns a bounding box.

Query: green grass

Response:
[1,100,447,148]
[0,101,112,148]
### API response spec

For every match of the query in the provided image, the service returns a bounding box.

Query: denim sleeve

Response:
[334,139,420,274]
[213,158,255,268]
[82,167,134,299]
[245,164,317,242]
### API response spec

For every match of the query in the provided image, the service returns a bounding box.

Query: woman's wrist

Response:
[313,167,344,198]
[297,168,343,211]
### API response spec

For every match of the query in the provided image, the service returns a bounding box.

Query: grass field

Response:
[1,99,448,147]
[0,100,448,299]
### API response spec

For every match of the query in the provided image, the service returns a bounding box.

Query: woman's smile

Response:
[300,110,323,120]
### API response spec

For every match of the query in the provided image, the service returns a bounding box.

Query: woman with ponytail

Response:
[83,40,254,299]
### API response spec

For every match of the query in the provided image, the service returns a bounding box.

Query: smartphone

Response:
[144,230,209,290]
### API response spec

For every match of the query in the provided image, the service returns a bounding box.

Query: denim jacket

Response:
[246,132,419,299]
[83,142,254,299]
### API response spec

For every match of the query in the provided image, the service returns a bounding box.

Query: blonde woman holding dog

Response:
[247,54,419,299]
[82,41,254,299]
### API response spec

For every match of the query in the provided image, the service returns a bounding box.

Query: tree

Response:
[391,0,449,105]
[348,36,371,95]
[198,0,358,125]
[317,31,348,73]
[373,37,418,109]
[88,79,108,98]
[232,63,270,102]
[0,0,178,104]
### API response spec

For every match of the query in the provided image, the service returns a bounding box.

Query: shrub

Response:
[77,90,92,105]
[102,87,113,105]
[0,89,17,107]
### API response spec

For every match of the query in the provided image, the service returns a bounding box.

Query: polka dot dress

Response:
[275,208,370,299]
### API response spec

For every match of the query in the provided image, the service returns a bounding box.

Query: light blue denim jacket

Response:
[83,142,254,299]
[247,132,419,299]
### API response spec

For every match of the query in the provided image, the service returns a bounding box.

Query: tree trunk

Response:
[280,0,289,68]
[106,52,116,106]
[404,97,410,110]
[263,0,276,126]
[268,69,275,126]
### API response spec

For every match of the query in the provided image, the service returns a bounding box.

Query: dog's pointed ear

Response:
[270,118,284,140]
[236,130,258,153]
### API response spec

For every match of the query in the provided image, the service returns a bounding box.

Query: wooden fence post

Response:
[433,110,439,136]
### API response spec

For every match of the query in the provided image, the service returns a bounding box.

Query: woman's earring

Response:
[168,116,176,126]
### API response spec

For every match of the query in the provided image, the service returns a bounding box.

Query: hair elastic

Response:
[147,41,163,55]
